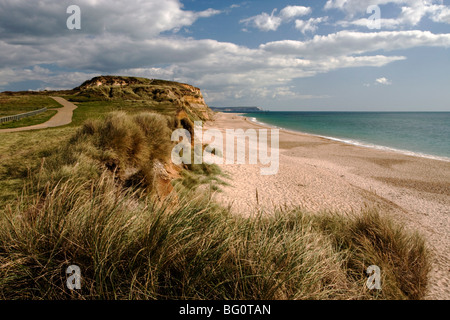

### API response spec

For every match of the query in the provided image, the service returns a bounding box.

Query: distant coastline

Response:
[210,106,266,113]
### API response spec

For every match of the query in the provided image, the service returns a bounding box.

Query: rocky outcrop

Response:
[74,76,213,121]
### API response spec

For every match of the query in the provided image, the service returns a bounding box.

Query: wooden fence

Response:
[0,108,47,124]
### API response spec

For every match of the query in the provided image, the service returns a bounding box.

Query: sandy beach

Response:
[206,112,450,300]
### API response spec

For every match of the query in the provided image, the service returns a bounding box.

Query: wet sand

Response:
[206,112,450,300]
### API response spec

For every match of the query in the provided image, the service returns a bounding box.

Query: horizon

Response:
[0,0,449,111]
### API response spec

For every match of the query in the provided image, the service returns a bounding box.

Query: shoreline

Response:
[242,113,450,163]
[207,112,450,300]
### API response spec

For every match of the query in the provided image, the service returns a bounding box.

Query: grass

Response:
[58,111,175,191]
[0,110,221,199]
[67,99,181,127]
[0,104,206,205]
[0,127,75,205]
[0,95,61,117]
[0,110,57,129]
[311,210,430,299]
[0,173,430,300]
[0,99,431,300]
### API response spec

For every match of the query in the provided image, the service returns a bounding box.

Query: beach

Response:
[206,112,450,300]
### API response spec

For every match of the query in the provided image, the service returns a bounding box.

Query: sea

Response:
[243,112,450,162]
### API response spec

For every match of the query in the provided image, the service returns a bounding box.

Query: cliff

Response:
[74,76,213,120]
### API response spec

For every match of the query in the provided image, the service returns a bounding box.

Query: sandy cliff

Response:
[75,76,213,120]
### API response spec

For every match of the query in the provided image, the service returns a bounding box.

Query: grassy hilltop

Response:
[72,76,213,121]
[0,76,430,300]
[0,75,212,129]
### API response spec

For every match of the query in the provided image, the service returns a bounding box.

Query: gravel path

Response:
[0,97,77,133]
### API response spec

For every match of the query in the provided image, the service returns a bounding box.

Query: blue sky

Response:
[0,0,449,111]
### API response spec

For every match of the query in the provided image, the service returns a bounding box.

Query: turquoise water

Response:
[243,112,450,161]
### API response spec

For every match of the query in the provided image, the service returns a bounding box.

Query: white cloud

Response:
[270,86,328,99]
[338,18,402,29]
[375,77,393,85]
[240,9,282,31]
[196,8,222,18]
[279,6,312,20]
[324,0,430,15]
[328,0,450,29]
[3,28,450,99]
[261,30,450,58]
[0,0,221,39]
[429,4,450,23]
[240,6,311,31]
[0,0,449,106]
[0,66,100,89]
[295,17,328,34]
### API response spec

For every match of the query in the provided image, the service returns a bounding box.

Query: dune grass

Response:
[0,127,75,206]
[0,110,430,300]
[311,210,430,299]
[0,172,430,300]
[66,98,184,127]
[18,111,174,193]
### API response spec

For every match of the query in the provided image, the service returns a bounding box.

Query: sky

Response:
[0,0,449,111]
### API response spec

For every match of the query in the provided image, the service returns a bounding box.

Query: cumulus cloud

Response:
[325,0,409,13]
[270,86,328,99]
[2,28,450,100]
[240,9,282,31]
[0,66,100,89]
[240,5,311,31]
[429,4,450,23]
[279,6,312,20]
[375,77,393,85]
[0,0,449,105]
[364,77,393,87]
[327,0,450,29]
[261,30,450,58]
[0,0,221,39]
[295,17,328,34]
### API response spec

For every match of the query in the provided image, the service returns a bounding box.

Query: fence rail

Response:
[0,108,48,124]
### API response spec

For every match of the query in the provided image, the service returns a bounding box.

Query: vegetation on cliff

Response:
[72,76,213,121]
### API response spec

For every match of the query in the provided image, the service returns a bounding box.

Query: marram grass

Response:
[0,111,430,300]
[0,172,429,300]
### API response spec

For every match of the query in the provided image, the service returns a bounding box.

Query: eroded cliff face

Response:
[75,76,213,120]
